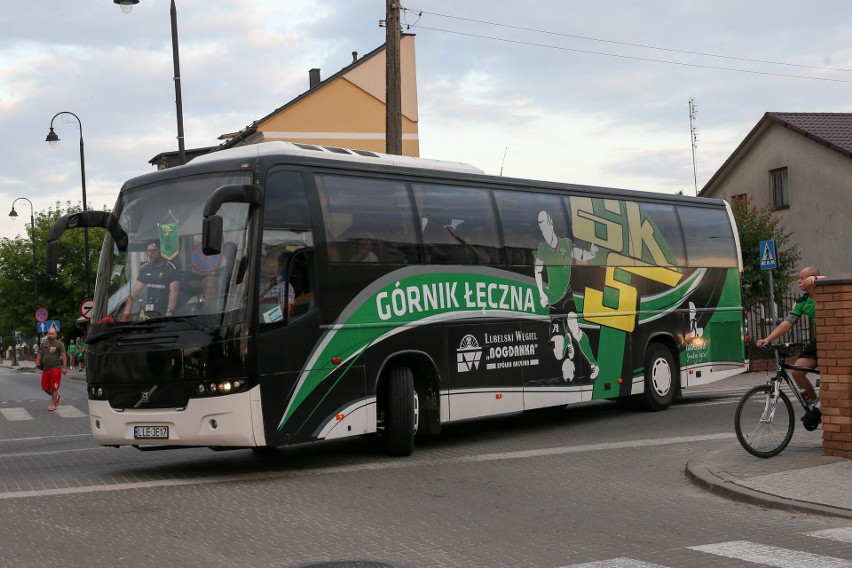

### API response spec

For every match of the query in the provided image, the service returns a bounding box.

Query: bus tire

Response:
[643,343,677,411]
[385,366,416,457]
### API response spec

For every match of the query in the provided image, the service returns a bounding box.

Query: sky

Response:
[2,1,851,241]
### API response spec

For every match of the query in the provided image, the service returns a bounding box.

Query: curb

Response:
[685,448,852,520]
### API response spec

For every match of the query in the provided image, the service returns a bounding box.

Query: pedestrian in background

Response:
[68,339,77,369]
[35,327,67,411]
[76,337,87,372]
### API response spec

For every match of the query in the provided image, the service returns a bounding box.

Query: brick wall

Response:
[813,275,852,459]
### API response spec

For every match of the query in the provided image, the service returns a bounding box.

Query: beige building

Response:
[218,34,419,156]
[150,35,419,170]
[700,112,852,275]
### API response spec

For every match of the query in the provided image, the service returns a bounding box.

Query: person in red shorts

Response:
[35,327,68,411]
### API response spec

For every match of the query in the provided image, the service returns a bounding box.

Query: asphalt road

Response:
[1,366,850,568]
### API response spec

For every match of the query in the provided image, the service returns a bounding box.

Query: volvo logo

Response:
[134,386,158,408]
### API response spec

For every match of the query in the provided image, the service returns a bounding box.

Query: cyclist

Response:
[756,266,823,429]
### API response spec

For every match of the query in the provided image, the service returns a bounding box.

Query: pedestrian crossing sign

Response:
[759,240,777,270]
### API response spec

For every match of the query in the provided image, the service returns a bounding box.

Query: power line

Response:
[404,7,852,74]
[405,23,852,84]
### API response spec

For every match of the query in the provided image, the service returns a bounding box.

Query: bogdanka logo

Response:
[456,334,482,372]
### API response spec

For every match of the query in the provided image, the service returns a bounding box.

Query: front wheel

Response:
[735,384,795,458]
[384,367,418,457]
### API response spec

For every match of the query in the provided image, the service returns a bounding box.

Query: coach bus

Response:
[46,141,745,456]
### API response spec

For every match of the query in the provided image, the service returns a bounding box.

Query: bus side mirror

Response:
[201,183,261,256]
[45,211,127,275]
[202,216,223,255]
[46,242,59,276]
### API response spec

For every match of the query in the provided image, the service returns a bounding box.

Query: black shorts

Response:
[799,340,817,360]
[549,295,577,338]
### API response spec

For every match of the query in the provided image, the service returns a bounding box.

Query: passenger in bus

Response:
[181,276,222,314]
[348,231,378,262]
[259,254,295,319]
[121,240,180,321]
[534,210,600,382]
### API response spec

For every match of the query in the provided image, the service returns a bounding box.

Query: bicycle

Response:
[734,343,821,458]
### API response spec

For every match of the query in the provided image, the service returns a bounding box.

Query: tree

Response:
[0,201,107,351]
[731,196,800,309]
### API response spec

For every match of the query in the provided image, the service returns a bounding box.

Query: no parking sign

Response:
[190,244,222,274]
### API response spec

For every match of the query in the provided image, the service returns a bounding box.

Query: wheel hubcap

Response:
[652,358,672,396]
[412,391,419,435]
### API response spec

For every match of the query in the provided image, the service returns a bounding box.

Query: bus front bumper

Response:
[88,386,266,448]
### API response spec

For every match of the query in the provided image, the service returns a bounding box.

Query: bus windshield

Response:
[91,171,253,329]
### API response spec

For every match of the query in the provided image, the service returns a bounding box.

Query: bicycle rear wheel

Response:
[735,384,795,458]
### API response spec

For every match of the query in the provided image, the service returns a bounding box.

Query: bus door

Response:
[255,169,325,446]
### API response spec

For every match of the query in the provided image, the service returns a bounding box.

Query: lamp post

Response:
[115,0,187,166]
[45,111,92,298]
[8,198,39,311]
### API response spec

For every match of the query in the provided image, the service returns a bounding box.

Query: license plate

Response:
[134,426,169,439]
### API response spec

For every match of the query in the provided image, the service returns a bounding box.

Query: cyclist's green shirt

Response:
[787,293,816,323]
[537,238,574,305]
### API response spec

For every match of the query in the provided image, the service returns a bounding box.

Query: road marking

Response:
[0,406,86,422]
[54,406,87,418]
[689,541,852,567]
[675,399,738,408]
[559,558,669,567]
[0,432,735,500]
[807,527,852,544]
[0,408,33,421]
[458,433,735,463]
[0,433,91,443]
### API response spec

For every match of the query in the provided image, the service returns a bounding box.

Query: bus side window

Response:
[413,183,502,265]
[677,206,737,267]
[262,170,316,324]
[494,190,567,266]
[316,174,419,264]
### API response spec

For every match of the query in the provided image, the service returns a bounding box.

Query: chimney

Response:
[309,68,321,89]
[352,51,358,62]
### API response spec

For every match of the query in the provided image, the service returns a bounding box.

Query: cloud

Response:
[2,0,852,243]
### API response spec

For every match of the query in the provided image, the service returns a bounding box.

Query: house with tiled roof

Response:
[700,112,852,275]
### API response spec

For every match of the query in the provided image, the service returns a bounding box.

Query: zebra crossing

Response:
[560,527,852,568]
[0,404,87,421]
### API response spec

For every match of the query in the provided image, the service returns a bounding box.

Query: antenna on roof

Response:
[689,98,699,195]
[499,147,508,176]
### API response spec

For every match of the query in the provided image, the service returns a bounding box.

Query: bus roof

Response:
[191,141,485,175]
[144,141,727,210]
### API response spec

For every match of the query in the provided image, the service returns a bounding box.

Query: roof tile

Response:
[768,112,852,154]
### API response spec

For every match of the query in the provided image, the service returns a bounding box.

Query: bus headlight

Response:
[195,380,246,397]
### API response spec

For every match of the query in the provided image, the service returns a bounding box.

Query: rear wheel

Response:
[735,384,794,458]
[643,343,677,411]
[385,367,417,457]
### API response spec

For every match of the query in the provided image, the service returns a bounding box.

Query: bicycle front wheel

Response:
[735,384,795,458]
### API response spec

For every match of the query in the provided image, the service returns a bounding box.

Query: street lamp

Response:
[8,198,39,312]
[115,0,187,165]
[45,111,92,298]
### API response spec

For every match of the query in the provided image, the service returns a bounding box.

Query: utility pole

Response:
[385,0,402,155]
